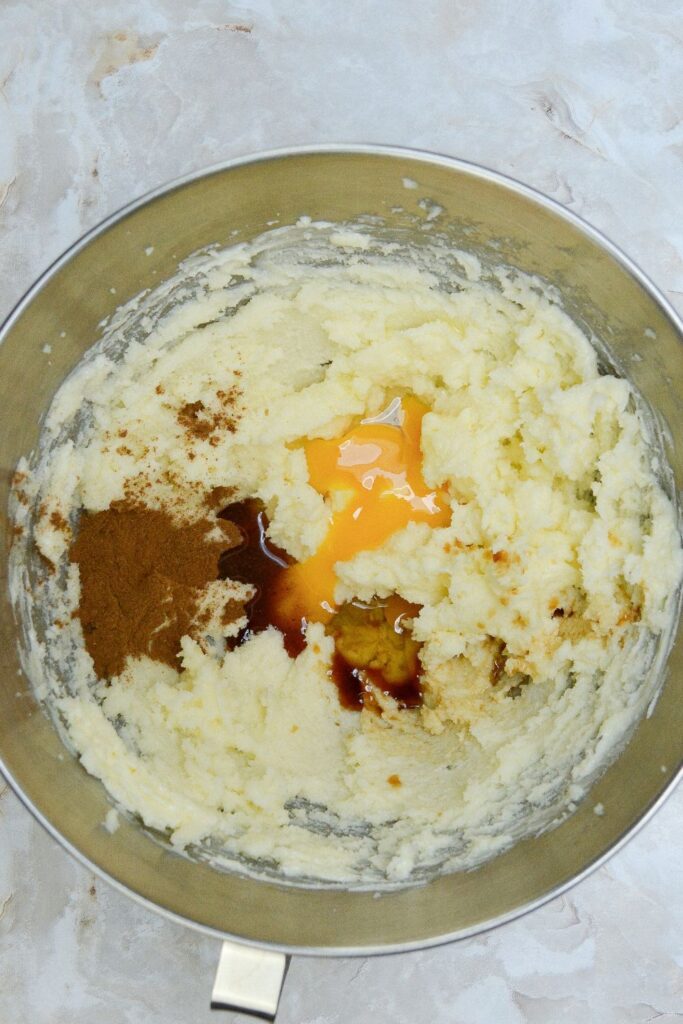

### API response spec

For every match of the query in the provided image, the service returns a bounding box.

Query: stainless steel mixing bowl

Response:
[1,146,681,960]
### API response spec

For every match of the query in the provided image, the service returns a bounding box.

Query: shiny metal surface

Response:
[0,146,681,956]
[211,941,288,1019]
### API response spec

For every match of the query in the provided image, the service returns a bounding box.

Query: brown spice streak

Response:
[49,511,69,533]
[490,638,507,685]
[206,485,237,509]
[178,400,213,439]
[70,502,243,680]
[177,390,240,441]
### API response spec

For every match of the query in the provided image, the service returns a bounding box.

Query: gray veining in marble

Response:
[1,1,682,1021]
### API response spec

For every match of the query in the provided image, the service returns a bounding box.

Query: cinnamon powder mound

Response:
[70,502,243,680]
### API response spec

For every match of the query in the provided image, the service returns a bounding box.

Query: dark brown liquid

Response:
[218,499,424,710]
[330,652,423,711]
[217,499,306,657]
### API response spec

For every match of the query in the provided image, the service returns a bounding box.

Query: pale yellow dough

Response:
[16,223,682,884]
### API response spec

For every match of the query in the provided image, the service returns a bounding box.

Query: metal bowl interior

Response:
[0,147,681,955]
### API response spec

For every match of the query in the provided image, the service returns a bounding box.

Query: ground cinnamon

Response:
[177,390,239,442]
[177,401,213,440]
[70,502,243,680]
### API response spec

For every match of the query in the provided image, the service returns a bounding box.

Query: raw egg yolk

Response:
[272,396,450,629]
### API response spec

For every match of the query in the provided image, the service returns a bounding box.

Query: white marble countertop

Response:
[1,2,681,1021]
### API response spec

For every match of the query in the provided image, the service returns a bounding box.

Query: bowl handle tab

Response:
[211,939,290,1020]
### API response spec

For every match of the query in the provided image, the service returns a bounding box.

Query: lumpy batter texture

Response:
[11,224,682,884]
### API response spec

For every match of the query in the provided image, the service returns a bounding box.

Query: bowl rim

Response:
[1,143,681,957]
